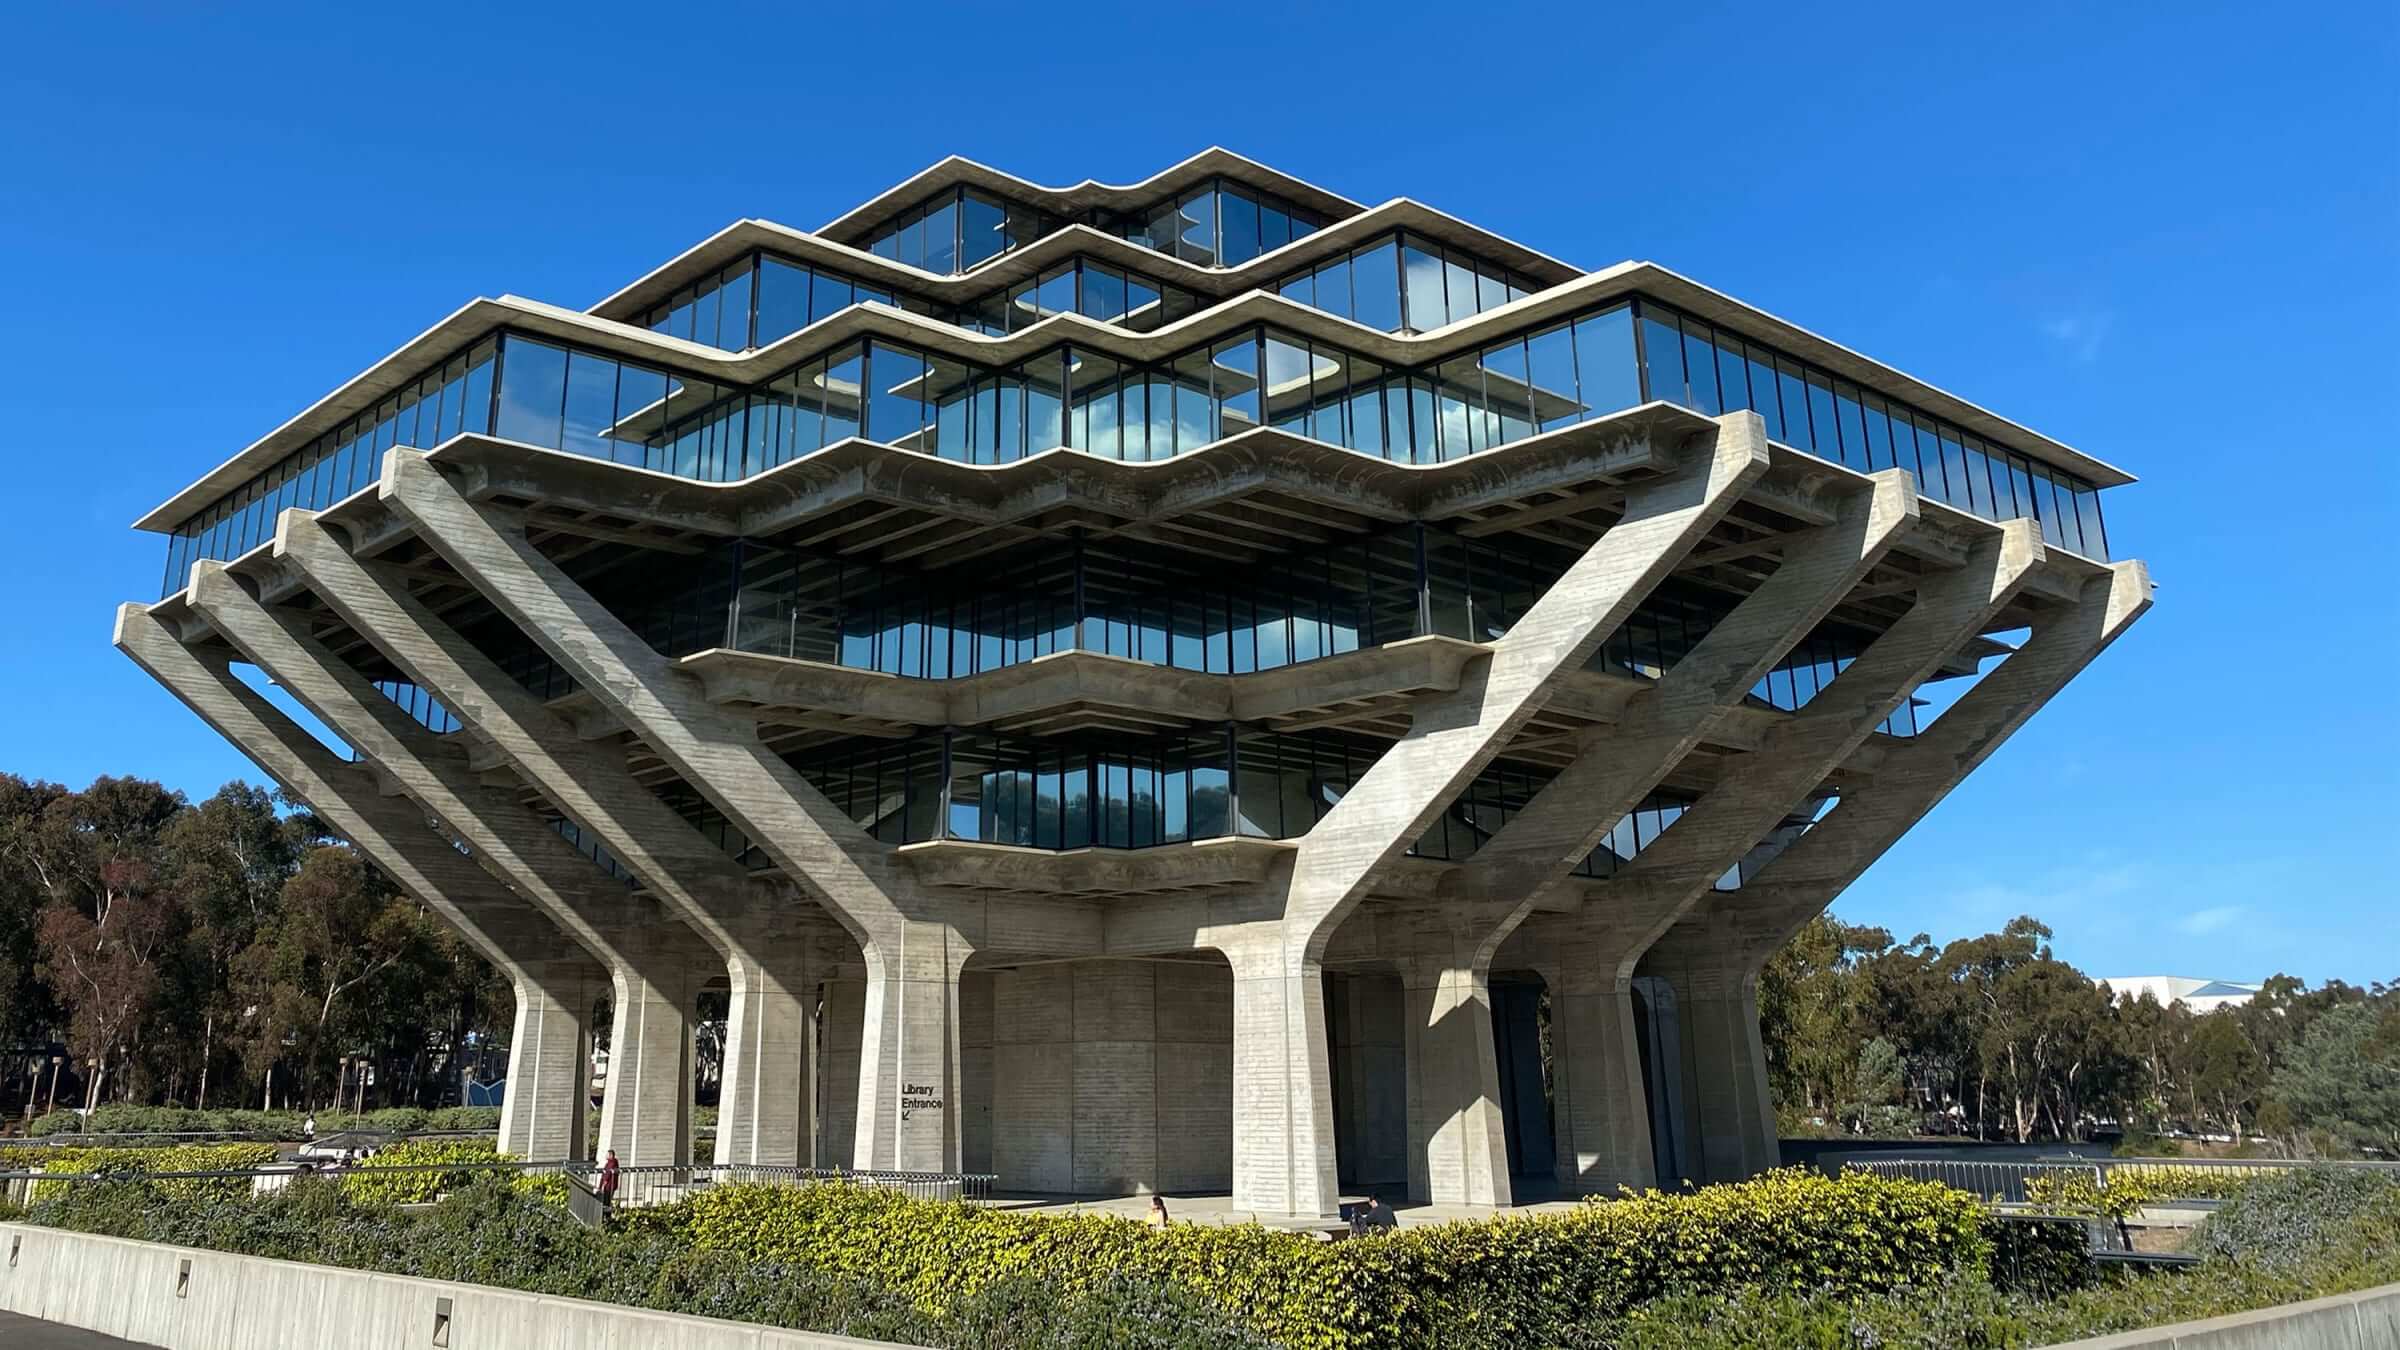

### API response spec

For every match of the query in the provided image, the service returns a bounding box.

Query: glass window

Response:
[1745,343,1783,441]
[1176,187,1216,265]
[1639,307,1686,406]
[1313,256,1352,322]
[756,258,810,346]
[1211,334,1261,437]
[1445,255,1479,321]
[809,271,854,324]
[1220,187,1262,265]
[960,191,1008,268]
[1478,339,1534,445]
[1805,370,1841,465]
[1526,323,1582,431]
[494,338,568,448]
[561,351,618,460]
[1262,335,1313,436]
[867,343,928,450]
[718,264,754,349]
[1352,240,1401,332]
[1571,305,1639,416]
[1680,325,1722,414]
[1402,243,1447,331]
[922,195,959,274]
[1080,264,1127,323]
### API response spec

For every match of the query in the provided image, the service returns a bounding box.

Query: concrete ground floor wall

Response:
[0,1224,909,1350]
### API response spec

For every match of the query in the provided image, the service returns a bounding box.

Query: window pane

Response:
[1477,339,1534,444]
[561,351,618,460]
[809,272,854,324]
[1220,187,1262,265]
[1314,256,1352,322]
[868,344,928,450]
[494,338,568,448]
[1526,324,1582,430]
[922,196,959,274]
[717,264,753,349]
[960,190,1008,268]
[756,258,811,346]
[1805,370,1841,465]
[1352,240,1401,332]
[1262,335,1313,435]
[1212,334,1261,436]
[1681,325,1722,414]
[1640,307,1686,406]
[823,346,863,443]
[1402,243,1447,331]
[1571,306,1639,415]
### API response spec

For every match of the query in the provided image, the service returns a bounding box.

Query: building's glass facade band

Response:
[160,287,2110,597]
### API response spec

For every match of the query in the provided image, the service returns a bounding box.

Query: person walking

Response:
[1147,1195,1172,1229]
[302,1112,315,1142]
[598,1148,620,1213]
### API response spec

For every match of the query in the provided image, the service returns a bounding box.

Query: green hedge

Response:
[23,1105,501,1139]
[646,1168,1989,1348]
[0,1143,282,1201]
[2023,1163,2270,1220]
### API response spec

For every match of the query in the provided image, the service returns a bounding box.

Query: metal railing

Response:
[0,1158,995,1211]
[1845,1158,2108,1205]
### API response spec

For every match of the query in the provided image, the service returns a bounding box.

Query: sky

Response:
[1,3,2393,985]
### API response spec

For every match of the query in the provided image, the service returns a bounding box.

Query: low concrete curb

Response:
[0,1222,908,1350]
[2049,1279,2400,1349]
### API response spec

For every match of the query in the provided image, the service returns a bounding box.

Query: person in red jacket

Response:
[598,1149,620,1211]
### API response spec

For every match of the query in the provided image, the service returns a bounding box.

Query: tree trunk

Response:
[198,1013,213,1110]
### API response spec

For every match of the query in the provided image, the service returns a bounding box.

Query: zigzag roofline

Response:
[134,259,2135,533]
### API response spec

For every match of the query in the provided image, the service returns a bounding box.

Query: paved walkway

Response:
[0,1310,161,1349]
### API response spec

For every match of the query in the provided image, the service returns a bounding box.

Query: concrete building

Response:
[2106,977,2263,1015]
[117,150,2151,1218]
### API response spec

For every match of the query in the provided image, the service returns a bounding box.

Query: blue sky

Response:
[2,3,2392,984]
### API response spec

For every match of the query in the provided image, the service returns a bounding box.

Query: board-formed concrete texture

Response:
[119,149,2149,1216]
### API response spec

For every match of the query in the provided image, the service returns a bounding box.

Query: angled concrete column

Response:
[853,922,969,1172]
[499,961,597,1159]
[1544,963,1658,1193]
[1396,471,1915,1202]
[1643,560,2154,1181]
[1532,520,2045,1188]
[1221,940,1340,1217]
[112,604,605,1160]
[1281,413,1773,950]
[380,453,965,1172]
[1399,928,1511,1207]
[1208,413,1767,1217]
[185,561,712,1167]
[274,510,820,1167]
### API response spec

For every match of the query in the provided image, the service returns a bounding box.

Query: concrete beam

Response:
[1523,518,2046,1191]
[183,562,713,1167]
[1367,468,1917,1205]
[381,450,972,1175]
[274,509,828,1166]
[112,604,603,1160]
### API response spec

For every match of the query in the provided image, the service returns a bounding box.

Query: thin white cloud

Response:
[2177,904,2247,937]
[2041,312,2114,363]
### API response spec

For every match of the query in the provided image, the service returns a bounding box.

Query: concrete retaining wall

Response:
[2054,1280,2400,1349]
[0,1222,905,1350]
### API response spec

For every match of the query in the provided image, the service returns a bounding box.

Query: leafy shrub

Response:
[2023,1163,2267,1220]
[338,1136,519,1205]
[1986,1214,2095,1296]
[2190,1164,2400,1268]
[657,1168,1989,1348]
[0,1143,282,1201]
[19,1105,499,1140]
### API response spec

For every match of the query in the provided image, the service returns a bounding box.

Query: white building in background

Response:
[2105,976,2262,1014]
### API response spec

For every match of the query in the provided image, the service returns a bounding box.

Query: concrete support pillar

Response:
[600,965,695,1166]
[499,964,596,1160]
[1652,961,1776,1184]
[1545,967,1657,1194]
[717,953,814,1167]
[1400,958,1511,1206]
[853,924,969,1173]
[1223,942,1340,1218]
